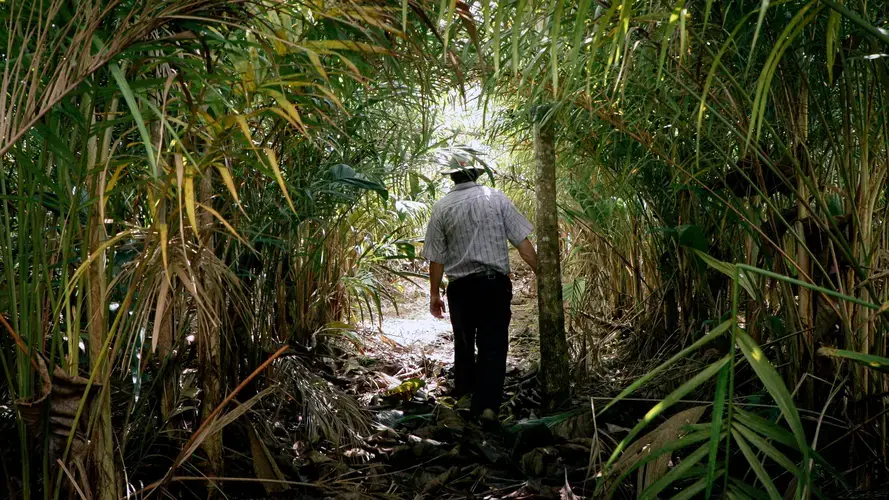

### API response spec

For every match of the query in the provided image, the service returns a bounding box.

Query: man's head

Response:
[441,151,483,184]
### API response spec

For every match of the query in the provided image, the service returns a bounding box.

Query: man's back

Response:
[423,182,533,279]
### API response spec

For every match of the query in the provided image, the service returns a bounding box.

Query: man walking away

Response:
[423,152,538,426]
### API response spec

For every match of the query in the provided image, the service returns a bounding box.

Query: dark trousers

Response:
[446,271,512,415]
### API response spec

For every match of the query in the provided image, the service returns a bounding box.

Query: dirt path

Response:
[359,252,539,398]
[316,257,603,498]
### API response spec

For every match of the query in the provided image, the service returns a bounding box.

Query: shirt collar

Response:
[451,182,479,192]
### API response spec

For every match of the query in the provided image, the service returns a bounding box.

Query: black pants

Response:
[446,271,512,415]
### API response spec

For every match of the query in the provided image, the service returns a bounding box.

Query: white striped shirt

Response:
[423,182,533,280]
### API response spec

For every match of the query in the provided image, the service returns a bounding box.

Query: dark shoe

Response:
[479,408,498,431]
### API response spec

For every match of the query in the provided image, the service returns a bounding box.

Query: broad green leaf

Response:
[672,473,716,500]
[601,319,732,415]
[512,0,527,76]
[729,478,772,500]
[826,8,841,82]
[402,0,408,32]
[567,0,591,80]
[639,442,710,500]
[817,347,889,373]
[693,251,759,300]
[331,164,388,200]
[821,0,889,45]
[110,64,156,176]
[732,427,782,500]
[735,328,810,487]
[607,428,714,496]
[748,0,770,74]
[737,264,878,310]
[733,422,802,480]
[550,0,565,96]
[707,364,729,498]
[605,355,730,471]
[678,224,707,252]
[656,0,687,82]
[493,3,505,73]
[442,0,458,57]
[733,408,796,448]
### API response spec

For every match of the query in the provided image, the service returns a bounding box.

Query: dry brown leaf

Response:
[248,424,289,494]
[608,406,707,496]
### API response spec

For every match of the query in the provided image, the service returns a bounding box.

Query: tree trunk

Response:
[196,161,225,484]
[533,108,570,410]
[85,91,118,500]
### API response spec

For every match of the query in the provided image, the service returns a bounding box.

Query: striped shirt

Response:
[423,182,534,280]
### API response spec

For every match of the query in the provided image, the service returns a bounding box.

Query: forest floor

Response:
[299,255,608,499]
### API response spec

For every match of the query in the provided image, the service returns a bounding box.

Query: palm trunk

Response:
[85,90,118,500]
[197,162,224,482]
[533,107,570,410]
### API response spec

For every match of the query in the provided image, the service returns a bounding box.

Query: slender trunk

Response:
[795,84,814,408]
[85,91,118,500]
[197,162,224,483]
[533,107,570,410]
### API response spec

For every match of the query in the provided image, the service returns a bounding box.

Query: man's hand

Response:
[430,295,446,319]
[429,261,446,318]
[516,238,538,275]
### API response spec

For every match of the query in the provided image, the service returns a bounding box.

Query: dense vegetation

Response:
[1,0,888,498]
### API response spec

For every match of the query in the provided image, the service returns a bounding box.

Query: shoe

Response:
[479,408,498,430]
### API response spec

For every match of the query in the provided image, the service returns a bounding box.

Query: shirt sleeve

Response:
[422,208,447,263]
[502,195,534,246]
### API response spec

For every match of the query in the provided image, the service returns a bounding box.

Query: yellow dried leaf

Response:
[305,40,390,54]
[151,277,170,354]
[184,171,199,239]
[104,163,127,194]
[266,90,307,135]
[308,50,328,82]
[159,222,170,278]
[215,162,245,214]
[265,148,296,214]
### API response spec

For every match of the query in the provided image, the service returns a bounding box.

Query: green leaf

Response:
[550,0,565,96]
[693,251,759,300]
[706,364,729,498]
[672,473,717,500]
[657,0,687,83]
[678,224,707,252]
[733,408,796,448]
[639,442,710,500]
[733,422,802,480]
[732,426,782,500]
[735,328,810,487]
[826,8,841,83]
[605,355,731,472]
[817,347,889,373]
[110,64,157,176]
[330,164,389,200]
[600,319,732,415]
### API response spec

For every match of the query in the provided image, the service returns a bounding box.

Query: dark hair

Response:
[450,169,481,184]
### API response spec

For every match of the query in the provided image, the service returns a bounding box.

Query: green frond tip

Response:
[817,347,889,373]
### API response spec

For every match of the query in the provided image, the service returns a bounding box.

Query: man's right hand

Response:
[430,295,446,319]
